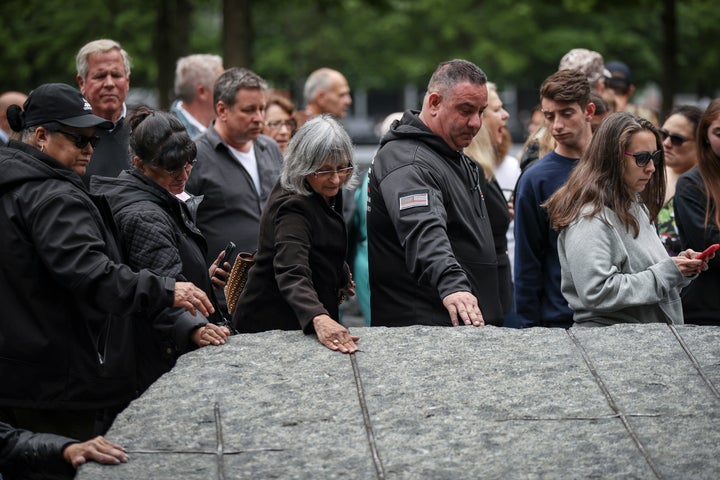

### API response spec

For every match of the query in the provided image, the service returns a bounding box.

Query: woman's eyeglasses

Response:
[152,158,197,180]
[265,120,296,131]
[659,129,692,147]
[311,166,354,179]
[625,150,662,168]
[55,130,100,149]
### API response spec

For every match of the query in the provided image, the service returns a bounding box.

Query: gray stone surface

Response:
[78,324,720,479]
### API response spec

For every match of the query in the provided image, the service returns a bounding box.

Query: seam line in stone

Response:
[567,329,665,480]
[214,401,226,480]
[665,323,720,400]
[350,352,386,479]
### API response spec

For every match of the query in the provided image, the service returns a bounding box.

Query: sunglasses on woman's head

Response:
[625,150,662,168]
[659,129,692,147]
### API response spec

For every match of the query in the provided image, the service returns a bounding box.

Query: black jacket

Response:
[482,176,512,318]
[80,116,131,187]
[0,421,75,480]
[674,167,720,325]
[233,181,349,333]
[0,141,175,411]
[368,110,503,326]
[92,169,226,391]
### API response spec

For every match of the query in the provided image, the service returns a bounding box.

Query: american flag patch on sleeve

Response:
[399,192,429,211]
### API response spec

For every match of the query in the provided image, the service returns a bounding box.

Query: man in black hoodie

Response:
[368,59,503,327]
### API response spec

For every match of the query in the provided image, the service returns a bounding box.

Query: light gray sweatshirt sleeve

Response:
[558,208,691,322]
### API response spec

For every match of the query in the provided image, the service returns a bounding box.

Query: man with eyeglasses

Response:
[185,68,283,315]
[368,59,504,328]
[513,69,596,329]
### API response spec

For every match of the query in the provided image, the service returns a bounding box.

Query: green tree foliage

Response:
[0,0,157,90]
[0,0,717,112]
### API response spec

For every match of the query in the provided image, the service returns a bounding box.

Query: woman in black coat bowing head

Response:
[91,107,231,394]
[233,114,360,353]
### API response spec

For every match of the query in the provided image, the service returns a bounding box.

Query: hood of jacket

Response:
[91,168,204,237]
[91,168,178,210]
[379,110,461,160]
[0,140,86,192]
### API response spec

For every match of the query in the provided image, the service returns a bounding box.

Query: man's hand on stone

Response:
[63,436,127,468]
[442,291,484,327]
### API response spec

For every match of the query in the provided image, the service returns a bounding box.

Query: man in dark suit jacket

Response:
[185,68,283,313]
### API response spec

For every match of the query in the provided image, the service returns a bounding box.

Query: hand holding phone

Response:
[210,242,236,288]
[220,242,236,269]
[696,243,720,260]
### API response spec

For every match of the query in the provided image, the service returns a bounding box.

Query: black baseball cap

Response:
[605,61,632,86]
[20,83,113,130]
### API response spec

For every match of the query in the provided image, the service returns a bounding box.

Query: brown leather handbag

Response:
[224,252,255,314]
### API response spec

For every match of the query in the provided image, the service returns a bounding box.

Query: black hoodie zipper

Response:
[460,153,485,218]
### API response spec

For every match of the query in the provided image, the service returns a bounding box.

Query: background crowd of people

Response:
[1,38,718,478]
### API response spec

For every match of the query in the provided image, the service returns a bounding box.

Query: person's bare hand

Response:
[63,436,127,469]
[192,323,231,347]
[338,264,356,304]
[174,282,214,317]
[313,314,359,353]
[209,251,231,289]
[442,291,484,326]
[338,279,356,304]
[674,250,708,276]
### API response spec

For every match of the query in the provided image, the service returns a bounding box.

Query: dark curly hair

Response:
[128,106,196,171]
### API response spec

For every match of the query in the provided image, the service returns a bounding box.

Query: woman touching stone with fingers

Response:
[232,115,360,353]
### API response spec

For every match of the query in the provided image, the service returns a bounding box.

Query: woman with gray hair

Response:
[232,115,360,353]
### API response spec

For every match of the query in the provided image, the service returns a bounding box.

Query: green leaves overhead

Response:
[1,0,717,107]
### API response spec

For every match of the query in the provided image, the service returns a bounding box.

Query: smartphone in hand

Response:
[217,241,236,275]
[696,243,720,260]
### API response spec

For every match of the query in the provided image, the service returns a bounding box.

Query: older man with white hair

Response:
[75,38,132,185]
[171,54,224,138]
[300,68,352,123]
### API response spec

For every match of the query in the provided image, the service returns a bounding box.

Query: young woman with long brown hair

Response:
[545,112,707,326]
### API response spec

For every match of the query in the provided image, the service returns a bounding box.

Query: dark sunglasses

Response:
[55,129,100,149]
[625,150,663,168]
[659,129,692,147]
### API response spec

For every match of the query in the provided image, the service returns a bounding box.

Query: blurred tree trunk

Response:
[660,0,676,119]
[155,0,193,110]
[223,0,253,68]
